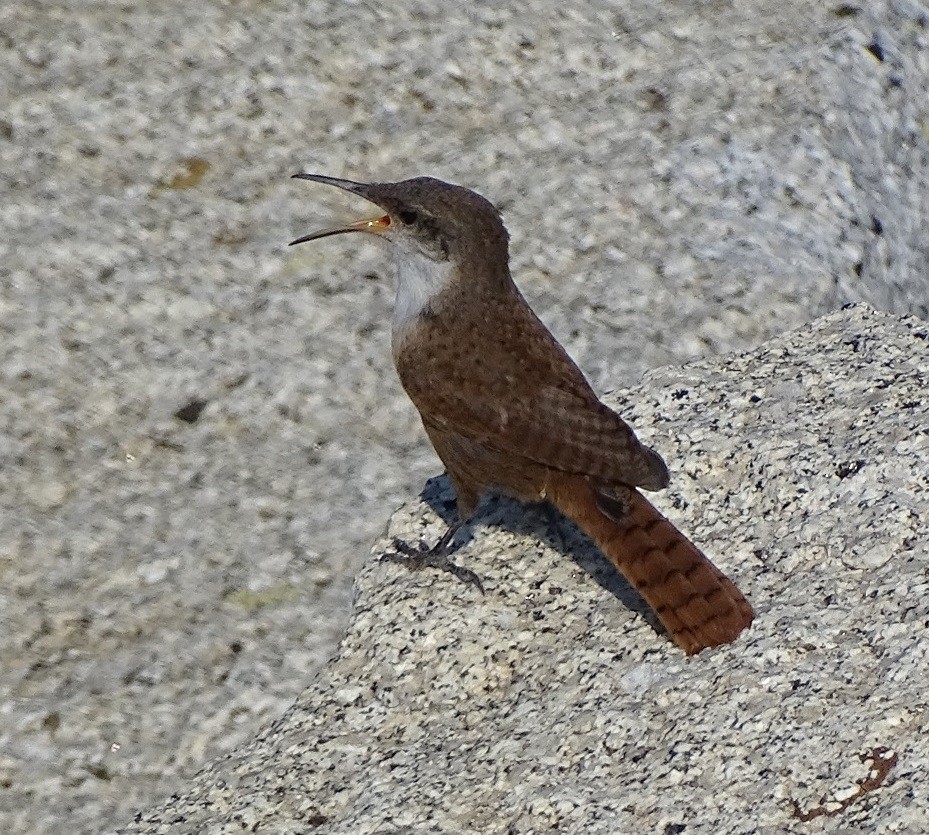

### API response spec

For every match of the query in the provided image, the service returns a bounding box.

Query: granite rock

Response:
[125,305,929,834]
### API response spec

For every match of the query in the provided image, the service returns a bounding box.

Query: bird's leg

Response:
[384,520,485,594]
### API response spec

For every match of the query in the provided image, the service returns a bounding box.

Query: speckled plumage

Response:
[293,174,753,654]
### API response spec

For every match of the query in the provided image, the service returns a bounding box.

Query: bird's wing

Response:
[396,294,669,491]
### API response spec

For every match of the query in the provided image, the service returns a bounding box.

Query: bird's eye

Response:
[398,208,419,225]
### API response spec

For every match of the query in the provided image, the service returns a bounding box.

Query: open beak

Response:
[289,173,391,246]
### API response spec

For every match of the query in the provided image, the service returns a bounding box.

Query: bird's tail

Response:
[549,474,753,655]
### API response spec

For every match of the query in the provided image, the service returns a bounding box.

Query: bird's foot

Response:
[383,525,485,594]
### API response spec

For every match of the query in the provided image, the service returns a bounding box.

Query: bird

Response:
[289,174,753,655]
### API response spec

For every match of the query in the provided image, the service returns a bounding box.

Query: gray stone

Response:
[124,304,929,834]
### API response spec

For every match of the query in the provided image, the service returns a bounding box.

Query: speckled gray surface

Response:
[124,304,929,834]
[3,1,929,833]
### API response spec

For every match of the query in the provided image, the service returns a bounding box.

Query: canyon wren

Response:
[290,174,753,655]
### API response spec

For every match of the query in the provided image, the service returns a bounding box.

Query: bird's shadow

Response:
[414,474,660,634]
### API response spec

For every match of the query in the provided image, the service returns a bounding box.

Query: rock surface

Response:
[125,304,929,834]
[2,1,928,833]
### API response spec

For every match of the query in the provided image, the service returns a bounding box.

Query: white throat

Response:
[390,247,454,338]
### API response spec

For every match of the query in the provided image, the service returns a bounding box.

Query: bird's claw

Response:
[383,535,485,594]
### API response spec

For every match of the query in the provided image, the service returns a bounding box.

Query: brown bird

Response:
[290,174,753,654]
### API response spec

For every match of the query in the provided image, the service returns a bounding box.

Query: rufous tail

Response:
[550,474,753,655]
